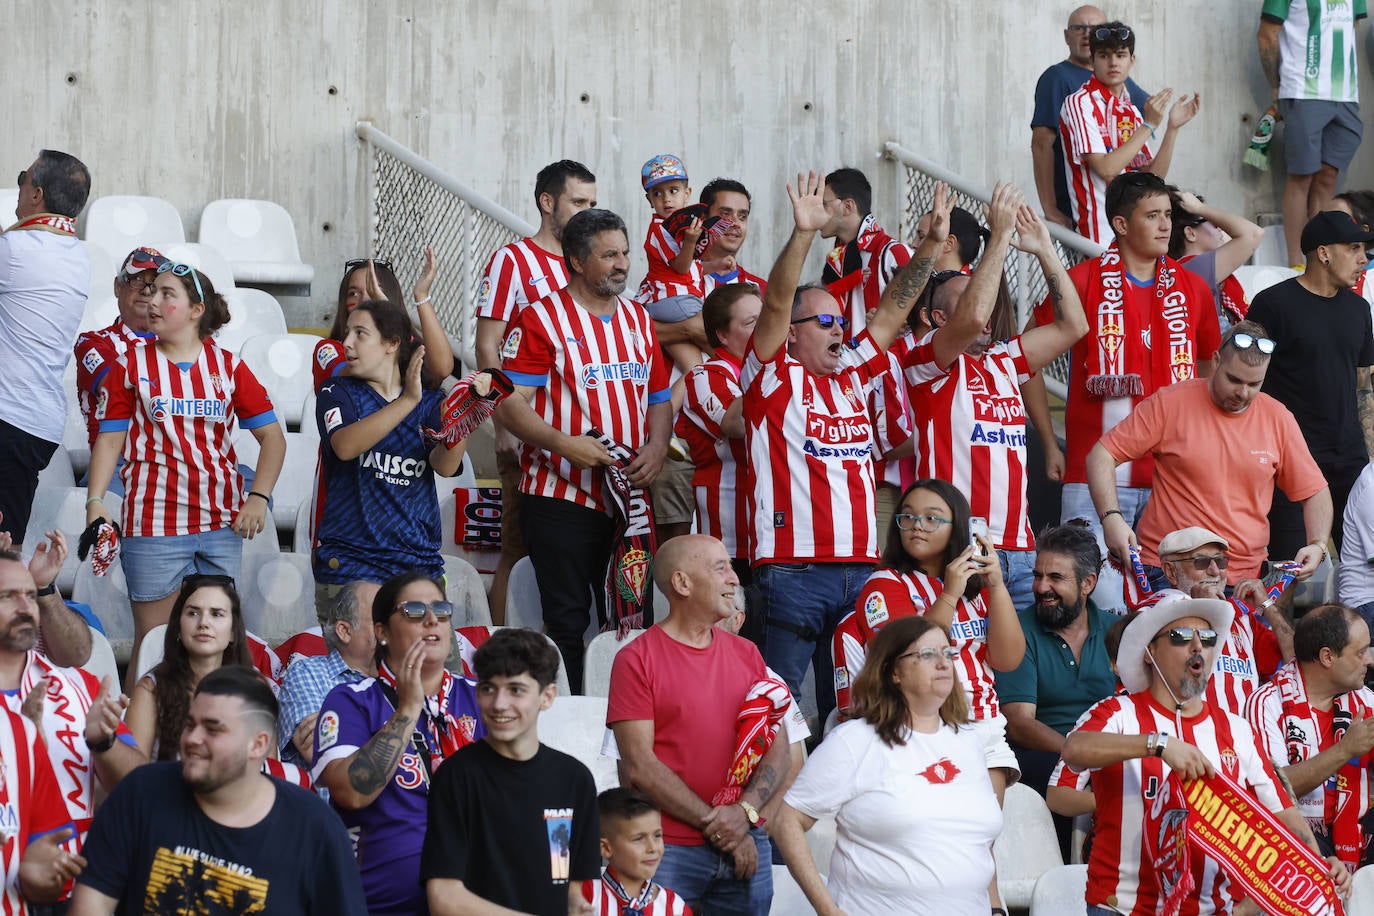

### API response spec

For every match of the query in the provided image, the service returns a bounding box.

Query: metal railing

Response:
[356,121,535,370]
[883,141,1103,399]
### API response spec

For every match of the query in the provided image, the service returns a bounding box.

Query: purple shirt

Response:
[313,675,484,916]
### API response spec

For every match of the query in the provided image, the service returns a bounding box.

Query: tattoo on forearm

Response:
[745,762,781,805]
[1359,380,1374,456]
[886,256,935,312]
[1259,47,1281,89]
[347,713,412,795]
[1046,273,1064,320]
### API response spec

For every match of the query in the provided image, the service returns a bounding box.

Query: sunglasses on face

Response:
[1159,627,1219,647]
[894,513,954,532]
[1231,333,1276,354]
[157,261,205,302]
[396,600,455,620]
[790,313,849,330]
[16,170,26,188]
[1094,26,1132,41]
[1174,554,1229,572]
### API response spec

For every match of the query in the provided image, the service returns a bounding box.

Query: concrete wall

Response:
[6,1,1371,326]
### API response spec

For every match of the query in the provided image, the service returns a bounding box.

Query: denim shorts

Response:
[645,293,704,323]
[120,527,243,602]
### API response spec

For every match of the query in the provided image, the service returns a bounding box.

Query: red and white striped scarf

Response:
[16,653,98,839]
[711,676,791,806]
[822,214,898,299]
[376,661,477,769]
[4,213,76,236]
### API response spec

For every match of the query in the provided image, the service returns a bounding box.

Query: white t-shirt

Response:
[785,718,1002,916]
[1339,461,1374,608]
[0,228,89,441]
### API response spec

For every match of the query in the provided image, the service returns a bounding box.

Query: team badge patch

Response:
[614,547,651,603]
[864,593,888,628]
[318,710,340,751]
[95,387,109,420]
[82,348,104,374]
[834,667,849,691]
[919,758,960,784]
[500,328,522,360]
[457,715,477,743]
[323,406,344,433]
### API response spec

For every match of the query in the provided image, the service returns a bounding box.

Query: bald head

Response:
[653,534,739,624]
[1065,5,1107,65]
[652,534,716,595]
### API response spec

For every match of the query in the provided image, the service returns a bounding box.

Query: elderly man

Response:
[71,667,365,915]
[1156,526,1293,716]
[610,535,793,916]
[744,172,949,724]
[1089,320,1332,589]
[1062,594,1350,913]
[1246,604,1374,873]
[0,150,91,546]
[995,522,1117,796]
[277,581,378,769]
[497,207,672,692]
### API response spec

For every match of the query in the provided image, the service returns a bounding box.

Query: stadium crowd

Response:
[1,3,1374,915]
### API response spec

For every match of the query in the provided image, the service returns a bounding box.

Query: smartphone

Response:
[969,517,990,556]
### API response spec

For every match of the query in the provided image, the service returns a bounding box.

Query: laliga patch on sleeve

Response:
[864,592,888,628]
[317,343,341,370]
[82,348,104,374]
[834,667,849,690]
[478,277,492,304]
[500,328,522,360]
[324,406,344,433]
[95,388,109,420]
[317,710,340,751]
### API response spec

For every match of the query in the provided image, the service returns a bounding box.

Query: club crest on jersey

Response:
[81,348,104,374]
[919,758,960,784]
[841,384,862,413]
[615,547,651,603]
[208,374,226,398]
[457,715,478,743]
[864,593,888,628]
[318,711,340,752]
[500,328,522,360]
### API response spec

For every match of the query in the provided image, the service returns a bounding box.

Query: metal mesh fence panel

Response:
[365,145,525,370]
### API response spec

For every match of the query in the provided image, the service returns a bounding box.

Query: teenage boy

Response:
[422,628,600,916]
[1059,21,1199,243]
[583,788,691,915]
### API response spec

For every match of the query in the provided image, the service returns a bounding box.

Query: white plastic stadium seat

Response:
[299,392,319,441]
[1252,224,1289,268]
[37,448,75,490]
[292,499,314,555]
[484,627,571,697]
[74,560,134,649]
[24,487,123,594]
[82,240,118,299]
[1030,864,1088,916]
[1348,863,1374,916]
[536,696,618,793]
[198,199,315,287]
[994,782,1066,907]
[85,627,120,687]
[237,333,319,428]
[239,551,315,645]
[83,196,185,258]
[441,555,493,627]
[78,294,120,334]
[134,624,167,683]
[1232,264,1298,303]
[62,403,92,478]
[152,242,237,297]
[505,557,544,630]
[219,290,290,356]
[582,629,645,699]
[270,431,319,533]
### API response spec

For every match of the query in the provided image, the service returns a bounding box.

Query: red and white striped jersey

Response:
[1204,598,1277,717]
[843,569,1001,719]
[676,352,749,558]
[582,874,691,915]
[636,214,704,303]
[247,631,284,686]
[1071,691,1289,916]
[903,334,1035,550]
[476,237,570,324]
[501,290,671,511]
[274,626,326,670]
[1059,77,1154,245]
[98,338,277,538]
[74,319,144,449]
[829,235,913,334]
[0,705,71,916]
[868,350,916,491]
[741,332,888,565]
[262,757,312,789]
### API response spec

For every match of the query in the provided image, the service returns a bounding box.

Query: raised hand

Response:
[83,675,128,746]
[402,345,427,404]
[1168,93,1201,129]
[787,171,829,233]
[1143,89,1174,127]
[413,246,438,305]
[924,182,953,246]
[27,530,66,590]
[1010,204,1053,257]
[986,182,1025,239]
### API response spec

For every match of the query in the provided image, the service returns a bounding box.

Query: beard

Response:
[1177,652,1209,700]
[1034,592,1085,630]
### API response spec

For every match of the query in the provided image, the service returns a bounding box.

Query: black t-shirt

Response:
[421,741,600,916]
[1248,278,1374,470]
[77,762,367,915]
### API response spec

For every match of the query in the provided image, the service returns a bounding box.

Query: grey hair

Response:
[322,582,367,653]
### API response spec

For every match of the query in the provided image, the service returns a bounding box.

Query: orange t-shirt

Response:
[1099,378,1326,581]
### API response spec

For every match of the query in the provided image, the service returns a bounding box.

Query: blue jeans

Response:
[998,548,1036,612]
[757,561,873,726]
[1061,482,1151,613]
[655,831,772,916]
[120,527,243,602]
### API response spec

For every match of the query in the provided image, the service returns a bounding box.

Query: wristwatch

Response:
[738,800,762,827]
[1153,733,1169,758]
[36,582,56,597]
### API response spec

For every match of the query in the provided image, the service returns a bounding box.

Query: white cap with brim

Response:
[1117,594,1234,695]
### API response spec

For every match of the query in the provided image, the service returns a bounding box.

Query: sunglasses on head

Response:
[1159,627,1219,647]
[1231,333,1275,354]
[396,600,455,620]
[183,573,236,591]
[344,258,393,274]
[157,261,205,302]
[1094,26,1132,41]
[790,313,849,330]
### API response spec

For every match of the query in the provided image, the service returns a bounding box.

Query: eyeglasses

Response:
[396,600,455,620]
[1231,333,1275,355]
[122,276,157,293]
[897,647,961,664]
[157,261,205,302]
[1066,23,1096,33]
[1094,26,1132,41]
[1172,554,1228,572]
[1159,627,1219,647]
[790,313,849,330]
[894,513,953,532]
[344,258,393,274]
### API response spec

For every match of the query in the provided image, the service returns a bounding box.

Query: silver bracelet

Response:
[414,295,432,306]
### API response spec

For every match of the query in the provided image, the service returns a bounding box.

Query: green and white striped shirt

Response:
[1262,0,1367,102]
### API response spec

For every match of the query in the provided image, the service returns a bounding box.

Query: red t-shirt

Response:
[606,625,767,845]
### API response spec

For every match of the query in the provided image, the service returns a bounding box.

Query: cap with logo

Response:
[641,154,688,191]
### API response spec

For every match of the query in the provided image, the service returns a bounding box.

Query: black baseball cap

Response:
[1300,211,1374,254]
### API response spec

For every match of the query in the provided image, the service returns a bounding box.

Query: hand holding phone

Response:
[969,517,990,557]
